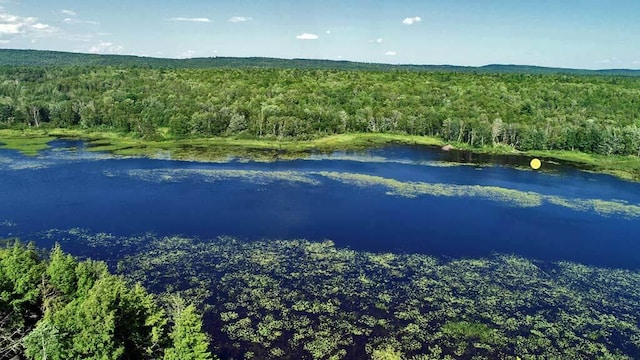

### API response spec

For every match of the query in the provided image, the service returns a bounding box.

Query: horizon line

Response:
[1,48,639,72]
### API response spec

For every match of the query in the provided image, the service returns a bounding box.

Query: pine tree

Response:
[46,243,78,303]
[164,304,213,360]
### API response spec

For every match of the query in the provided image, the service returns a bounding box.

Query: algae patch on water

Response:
[0,220,17,227]
[117,169,321,186]
[109,168,640,219]
[316,171,542,207]
[48,231,640,360]
[304,153,485,169]
[316,171,640,219]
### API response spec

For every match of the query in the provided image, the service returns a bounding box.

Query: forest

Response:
[2,49,640,75]
[0,241,214,360]
[0,54,639,158]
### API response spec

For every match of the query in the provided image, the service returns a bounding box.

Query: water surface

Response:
[1,140,639,269]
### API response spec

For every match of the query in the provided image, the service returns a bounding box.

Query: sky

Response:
[0,0,639,69]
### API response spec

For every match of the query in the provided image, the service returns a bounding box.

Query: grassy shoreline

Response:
[2,127,640,181]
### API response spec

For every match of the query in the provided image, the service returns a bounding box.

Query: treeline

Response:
[1,65,640,156]
[2,50,640,76]
[0,241,214,360]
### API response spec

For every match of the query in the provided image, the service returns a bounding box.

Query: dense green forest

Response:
[2,49,640,75]
[0,241,214,360]
[1,59,640,157]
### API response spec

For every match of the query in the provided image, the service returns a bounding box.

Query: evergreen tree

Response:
[46,243,78,304]
[164,304,214,360]
[2,243,214,360]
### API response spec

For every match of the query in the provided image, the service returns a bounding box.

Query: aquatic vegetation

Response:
[40,130,443,163]
[105,167,640,219]
[317,171,543,207]
[306,153,409,164]
[0,154,50,170]
[4,160,51,170]
[117,169,321,185]
[48,149,123,162]
[42,230,638,359]
[546,197,640,219]
[5,127,639,181]
[0,219,16,227]
[317,171,640,218]
[0,142,126,171]
[420,161,486,168]
[0,129,55,155]
[305,153,489,170]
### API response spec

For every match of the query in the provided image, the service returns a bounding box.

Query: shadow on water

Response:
[435,146,586,172]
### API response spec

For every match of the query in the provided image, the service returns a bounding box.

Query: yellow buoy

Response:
[530,158,542,170]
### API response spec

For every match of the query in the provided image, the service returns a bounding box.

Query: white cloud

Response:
[0,39,9,44]
[633,60,640,65]
[168,17,211,23]
[61,10,77,16]
[326,30,331,34]
[385,51,397,56]
[31,23,50,30]
[369,38,383,43]
[296,33,318,40]
[178,49,196,59]
[402,16,422,25]
[88,41,123,54]
[64,18,99,25]
[0,11,58,37]
[0,23,21,35]
[229,16,252,23]
[0,13,35,34]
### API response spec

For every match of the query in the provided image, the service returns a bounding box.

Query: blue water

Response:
[1,140,640,268]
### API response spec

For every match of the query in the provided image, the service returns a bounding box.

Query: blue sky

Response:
[0,0,639,69]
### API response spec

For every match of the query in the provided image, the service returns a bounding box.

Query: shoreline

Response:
[1,128,639,181]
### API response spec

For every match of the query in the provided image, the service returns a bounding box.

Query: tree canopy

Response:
[1,63,639,157]
[0,241,214,360]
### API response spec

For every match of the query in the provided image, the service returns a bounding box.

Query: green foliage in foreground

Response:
[48,229,640,360]
[164,303,212,360]
[0,241,214,360]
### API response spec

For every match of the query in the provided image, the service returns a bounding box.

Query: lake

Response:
[1,139,639,268]
[3,139,640,359]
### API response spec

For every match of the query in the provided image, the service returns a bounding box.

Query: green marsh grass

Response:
[4,128,640,181]
[0,129,55,155]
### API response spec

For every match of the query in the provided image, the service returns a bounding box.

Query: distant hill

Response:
[0,49,639,76]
